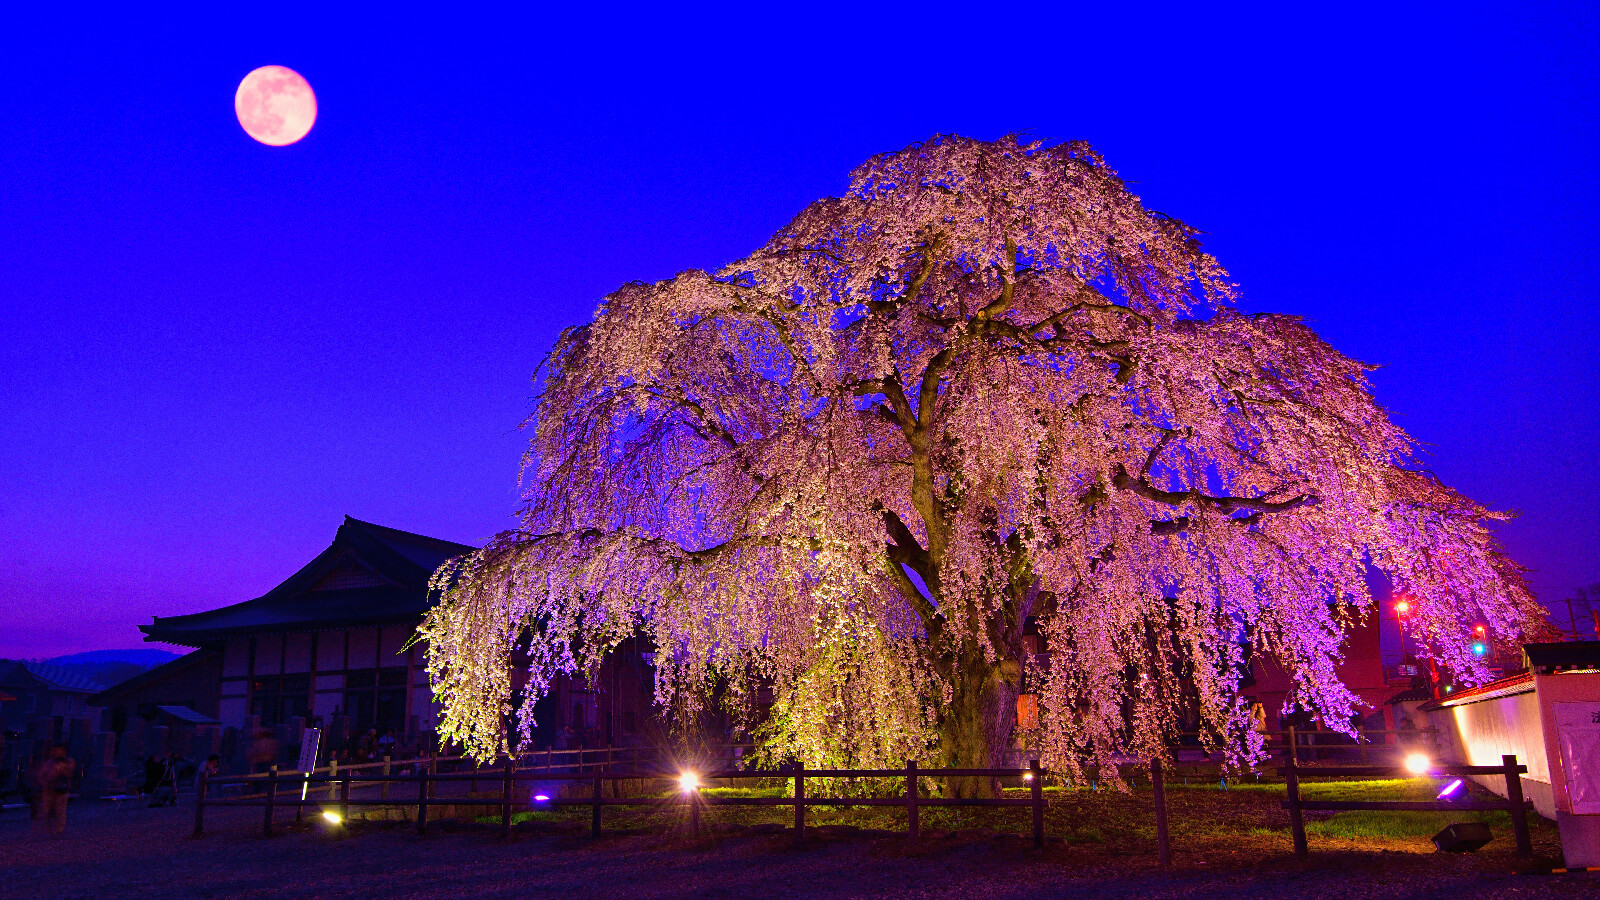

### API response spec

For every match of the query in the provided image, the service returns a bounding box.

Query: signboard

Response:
[1554,702,1600,815]
[298,728,321,802]
[298,728,321,774]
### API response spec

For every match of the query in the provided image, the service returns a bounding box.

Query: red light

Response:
[1473,624,1486,635]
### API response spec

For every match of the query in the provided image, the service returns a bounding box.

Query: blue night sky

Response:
[1,4,1596,657]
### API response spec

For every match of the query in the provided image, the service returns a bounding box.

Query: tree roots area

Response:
[3,779,1594,899]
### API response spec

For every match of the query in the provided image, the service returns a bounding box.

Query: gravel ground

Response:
[2,795,1595,899]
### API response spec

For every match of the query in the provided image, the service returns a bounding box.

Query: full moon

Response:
[235,66,316,146]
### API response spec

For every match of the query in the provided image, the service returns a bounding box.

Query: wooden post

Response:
[415,767,430,835]
[382,753,392,801]
[1285,757,1307,859]
[1030,759,1045,850]
[1504,754,1532,858]
[689,785,701,838]
[906,760,919,842]
[592,775,603,838]
[340,772,351,824]
[1151,758,1170,866]
[263,766,278,837]
[500,757,514,838]
[793,763,806,838]
[329,759,337,800]
[1287,726,1297,766]
[192,770,207,838]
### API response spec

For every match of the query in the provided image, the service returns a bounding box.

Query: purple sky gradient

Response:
[2,4,1596,658]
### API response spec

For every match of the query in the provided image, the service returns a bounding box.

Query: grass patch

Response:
[1305,809,1509,840]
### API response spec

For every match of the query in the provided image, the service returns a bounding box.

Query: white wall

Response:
[1430,686,1555,818]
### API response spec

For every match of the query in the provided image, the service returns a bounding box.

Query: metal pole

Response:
[1285,758,1306,859]
[1151,758,1170,866]
[1504,754,1532,858]
[793,763,805,838]
[1030,759,1044,850]
[340,773,350,824]
[906,760,919,842]
[263,766,278,837]
[416,767,430,835]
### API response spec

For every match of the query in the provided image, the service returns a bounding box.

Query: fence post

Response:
[1030,759,1044,850]
[793,763,806,838]
[1287,726,1297,766]
[263,766,278,837]
[1504,754,1532,858]
[329,759,338,800]
[340,772,351,824]
[416,767,430,835]
[192,770,207,838]
[382,754,392,802]
[1285,757,1306,859]
[689,785,701,838]
[1151,757,1170,866]
[501,757,515,838]
[906,760,919,842]
[592,774,603,838]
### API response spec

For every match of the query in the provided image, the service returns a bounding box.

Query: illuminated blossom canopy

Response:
[420,135,1546,793]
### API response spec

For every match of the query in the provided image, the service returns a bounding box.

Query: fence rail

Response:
[1278,753,1533,859]
[193,759,1050,847]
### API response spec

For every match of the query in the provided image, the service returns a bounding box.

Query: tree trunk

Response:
[937,651,1019,799]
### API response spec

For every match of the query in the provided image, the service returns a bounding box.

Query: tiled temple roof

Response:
[141,517,476,647]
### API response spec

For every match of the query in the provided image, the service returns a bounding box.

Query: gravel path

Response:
[2,797,1594,899]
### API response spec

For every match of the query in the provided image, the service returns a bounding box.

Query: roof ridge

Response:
[343,516,477,552]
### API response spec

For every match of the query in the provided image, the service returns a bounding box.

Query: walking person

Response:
[34,744,76,835]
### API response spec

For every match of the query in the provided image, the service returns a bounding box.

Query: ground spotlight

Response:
[532,793,551,803]
[679,771,700,792]
[1022,770,1034,782]
[322,811,342,825]
[1437,779,1465,801]
[1404,753,1431,776]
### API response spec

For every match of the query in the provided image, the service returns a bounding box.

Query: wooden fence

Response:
[1280,754,1533,859]
[193,759,1050,847]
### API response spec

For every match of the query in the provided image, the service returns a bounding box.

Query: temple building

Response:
[138,517,473,739]
[127,516,656,756]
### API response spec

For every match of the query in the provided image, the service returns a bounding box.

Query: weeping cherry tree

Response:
[420,135,1547,796]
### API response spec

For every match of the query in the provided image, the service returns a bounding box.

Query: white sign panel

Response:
[1554,702,1600,815]
[298,728,321,774]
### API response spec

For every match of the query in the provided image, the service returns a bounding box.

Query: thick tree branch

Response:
[1113,464,1314,515]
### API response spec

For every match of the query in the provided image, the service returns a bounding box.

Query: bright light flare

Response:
[1471,641,1488,657]
[1022,770,1034,782]
[679,771,700,792]
[1394,600,1411,615]
[1437,779,1465,800]
[322,811,342,824]
[532,793,551,803]
[1404,753,1431,776]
